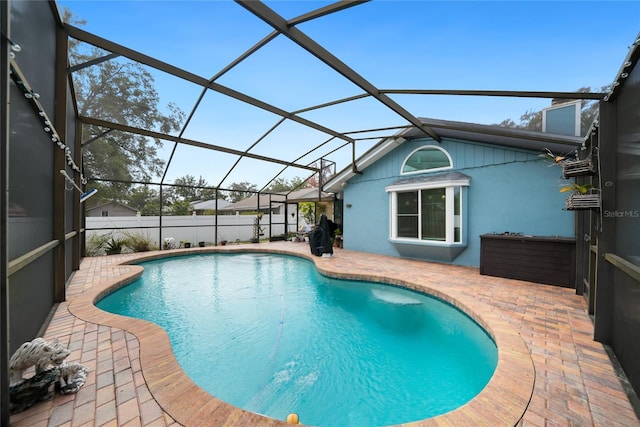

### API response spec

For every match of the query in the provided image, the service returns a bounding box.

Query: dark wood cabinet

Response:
[480,234,576,287]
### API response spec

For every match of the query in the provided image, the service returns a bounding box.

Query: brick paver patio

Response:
[9,242,640,426]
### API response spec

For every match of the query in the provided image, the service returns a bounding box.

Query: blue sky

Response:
[57,0,640,188]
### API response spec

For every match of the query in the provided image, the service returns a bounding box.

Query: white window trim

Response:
[385,177,470,193]
[386,178,469,245]
[401,145,453,175]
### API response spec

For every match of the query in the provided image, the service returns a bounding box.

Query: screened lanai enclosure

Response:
[2,0,640,424]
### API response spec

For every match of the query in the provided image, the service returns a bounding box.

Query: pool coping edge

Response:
[67,246,534,427]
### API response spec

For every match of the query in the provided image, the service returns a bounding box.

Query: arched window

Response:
[401,146,452,174]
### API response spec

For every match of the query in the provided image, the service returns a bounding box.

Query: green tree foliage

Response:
[264,176,309,193]
[63,9,185,206]
[224,177,308,204]
[298,201,328,225]
[157,175,223,216]
[167,199,191,216]
[122,176,221,216]
[165,175,218,203]
[126,185,160,216]
[74,53,185,180]
[225,181,258,203]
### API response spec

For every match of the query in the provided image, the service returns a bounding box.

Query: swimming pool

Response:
[97,253,497,426]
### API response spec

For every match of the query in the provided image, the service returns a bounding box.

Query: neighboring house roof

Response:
[283,187,334,203]
[86,201,138,213]
[324,117,585,193]
[190,199,230,211]
[220,194,278,212]
[220,188,332,212]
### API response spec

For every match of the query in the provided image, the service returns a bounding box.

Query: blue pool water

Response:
[97,253,497,426]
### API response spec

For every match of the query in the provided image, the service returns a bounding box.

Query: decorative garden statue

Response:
[9,337,88,414]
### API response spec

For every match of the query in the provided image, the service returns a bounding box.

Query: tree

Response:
[222,177,308,204]
[63,9,185,199]
[165,175,217,204]
[299,202,328,225]
[306,159,335,188]
[518,109,543,131]
[264,176,308,193]
[495,107,543,131]
[126,185,160,216]
[166,200,191,216]
[225,181,258,203]
[496,118,517,128]
[577,86,609,135]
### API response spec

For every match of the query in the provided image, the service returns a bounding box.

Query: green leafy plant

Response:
[105,237,127,255]
[122,231,156,252]
[539,148,567,166]
[85,233,111,257]
[560,182,594,194]
[298,202,328,224]
[561,182,600,210]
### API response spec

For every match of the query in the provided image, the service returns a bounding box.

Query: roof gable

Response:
[86,201,137,212]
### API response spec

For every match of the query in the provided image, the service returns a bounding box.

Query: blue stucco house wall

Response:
[337,136,575,267]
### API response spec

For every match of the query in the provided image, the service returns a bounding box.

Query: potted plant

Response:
[251,213,264,243]
[561,157,596,178]
[198,241,206,247]
[538,148,567,166]
[539,148,596,179]
[560,182,600,210]
[162,237,176,250]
